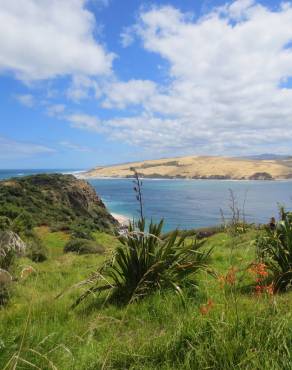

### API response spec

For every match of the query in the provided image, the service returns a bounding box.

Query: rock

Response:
[0,268,12,284]
[0,231,26,259]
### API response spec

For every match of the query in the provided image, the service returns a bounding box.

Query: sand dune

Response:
[81,156,292,180]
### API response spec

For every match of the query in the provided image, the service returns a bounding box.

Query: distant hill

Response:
[81,155,292,180]
[0,174,117,232]
[241,154,292,160]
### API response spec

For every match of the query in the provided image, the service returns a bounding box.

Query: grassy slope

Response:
[0,230,291,369]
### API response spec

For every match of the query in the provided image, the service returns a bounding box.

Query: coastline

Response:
[111,212,130,226]
[77,174,292,182]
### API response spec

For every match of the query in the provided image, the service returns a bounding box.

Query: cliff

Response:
[0,174,118,232]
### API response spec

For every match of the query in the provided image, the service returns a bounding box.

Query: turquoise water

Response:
[88,178,292,231]
[1,170,291,232]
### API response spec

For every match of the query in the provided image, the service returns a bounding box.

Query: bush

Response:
[69,223,94,240]
[64,239,105,255]
[26,235,48,262]
[12,211,34,236]
[0,216,11,231]
[256,208,292,292]
[74,218,212,307]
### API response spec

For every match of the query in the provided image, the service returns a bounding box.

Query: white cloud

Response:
[66,113,101,132]
[15,94,35,107]
[66,75,101,101]
[0,0,114,81]
[104,1,292,155]
[102,79,157,108]
[0,137,54,158]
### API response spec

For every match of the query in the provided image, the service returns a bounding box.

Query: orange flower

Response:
[199,299,214,315]
[249,262,268,277]
[225,267,237,285]
[218,275,225,288]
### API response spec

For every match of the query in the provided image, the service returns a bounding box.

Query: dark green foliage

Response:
[12,211,34,235]
[64,238,105,255]
[256,208,292,291]
[0,216,11,231]
[75,218,212,307]
[70,222,95,240]
[0,174,117,234]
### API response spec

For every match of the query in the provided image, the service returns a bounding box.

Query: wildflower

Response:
[249,262,268,278]
[225,267,237,285]
[255,285,264,295]
[199,299,214,315]
[218,274,225,288]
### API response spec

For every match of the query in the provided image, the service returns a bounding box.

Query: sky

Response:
[1,0,292,169]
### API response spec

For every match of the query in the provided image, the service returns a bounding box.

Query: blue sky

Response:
[1,0,292,169]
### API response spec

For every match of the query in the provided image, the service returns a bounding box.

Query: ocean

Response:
[88,178,292,231]
[1,170,291,232]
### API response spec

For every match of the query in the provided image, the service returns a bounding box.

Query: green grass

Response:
[0,229,291,369]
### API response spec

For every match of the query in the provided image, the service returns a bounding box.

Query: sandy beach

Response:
[111,212,130,226]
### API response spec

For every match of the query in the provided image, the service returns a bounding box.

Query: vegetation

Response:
[0,174,292,368]
[256,208,292,292]
[0,174,117,234]
[64,238,105,255]
[74,218,211,307]
[0,229,291,369]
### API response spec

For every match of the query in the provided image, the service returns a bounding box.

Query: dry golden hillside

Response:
[81,156,292,180]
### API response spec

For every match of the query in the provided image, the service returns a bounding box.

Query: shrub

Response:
[74,218,212,307]
[64,239,105,255]
[0,216,11,231]
[26,235,48,262]
[256,208,292,292]
[12,211,34,236]
[69,223,94,240]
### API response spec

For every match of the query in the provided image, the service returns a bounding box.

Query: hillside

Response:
[0,174,118,233]
[81,155,292,180]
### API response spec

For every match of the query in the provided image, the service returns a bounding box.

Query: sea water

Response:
[1,170,291,232]
[88,178,292,231]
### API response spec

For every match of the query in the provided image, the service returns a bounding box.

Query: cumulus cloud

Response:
[102,1,292,154]
[102,79,157,108]
[66,113,101,132]
[66,75,101,101]
[0,137,54,158]
[0,0,114,81]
